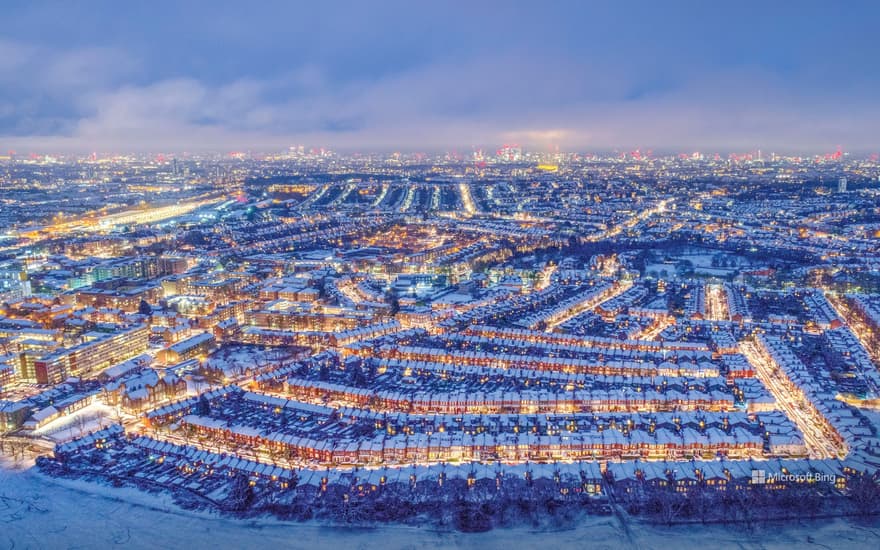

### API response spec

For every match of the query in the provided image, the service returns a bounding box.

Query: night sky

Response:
[1,0,877,153]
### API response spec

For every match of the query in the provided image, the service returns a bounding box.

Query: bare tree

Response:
[0,336,12,355]
[76,414,89,437]
[847,472,880,516]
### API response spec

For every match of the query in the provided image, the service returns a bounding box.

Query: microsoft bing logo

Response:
[751,469,766,484]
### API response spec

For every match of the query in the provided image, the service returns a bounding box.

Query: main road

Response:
[739,340,846,460]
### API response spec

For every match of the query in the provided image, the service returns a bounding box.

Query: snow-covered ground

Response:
[1,462,878,549]
[32,402,119,443]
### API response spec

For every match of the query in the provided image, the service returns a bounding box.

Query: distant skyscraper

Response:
[496,144,522,162]
[838,176,847,193]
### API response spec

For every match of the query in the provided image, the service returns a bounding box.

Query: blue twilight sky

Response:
[0,0,878,154]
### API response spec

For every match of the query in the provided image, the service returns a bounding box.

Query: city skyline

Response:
[2,1,880,153]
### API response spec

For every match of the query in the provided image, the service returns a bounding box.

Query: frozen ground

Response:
[33,403,118,443]
[1,462,879,549]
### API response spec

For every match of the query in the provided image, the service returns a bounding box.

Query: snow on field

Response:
[2,463,879,549]
[33,402,118,443]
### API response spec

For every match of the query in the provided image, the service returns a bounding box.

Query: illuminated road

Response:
[458,182,477,216]
[534,263,557,291]
[705,284,730,321]
[544,280,632,331]
[14,194,226,239]
[583,198,673,242]
[740,340,846,459]
[371,183,390,207]
[634,315,674,341]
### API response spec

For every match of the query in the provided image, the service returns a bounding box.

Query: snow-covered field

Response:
[32,403,119,443]
[1,462,878,549]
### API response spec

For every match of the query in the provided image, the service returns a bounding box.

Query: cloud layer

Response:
[1,1,879,153]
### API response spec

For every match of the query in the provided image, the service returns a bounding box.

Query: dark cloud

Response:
[1,1,879,153]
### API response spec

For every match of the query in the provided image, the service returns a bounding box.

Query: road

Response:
[705,284,730,321]
[739,340,846,459]
[544,280,633,331]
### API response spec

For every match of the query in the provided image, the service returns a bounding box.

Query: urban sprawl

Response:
[2,147,880,529]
